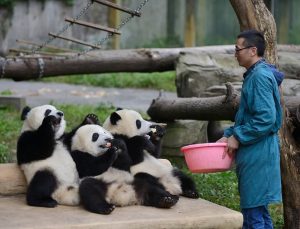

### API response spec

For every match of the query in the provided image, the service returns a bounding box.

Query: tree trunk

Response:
[229,1,300,228]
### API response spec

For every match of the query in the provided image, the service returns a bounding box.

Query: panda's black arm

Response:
[126,136,156,164]
[17,119,56,164]
[70,150,117,178]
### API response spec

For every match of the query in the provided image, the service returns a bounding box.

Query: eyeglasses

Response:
[235,46,254,52]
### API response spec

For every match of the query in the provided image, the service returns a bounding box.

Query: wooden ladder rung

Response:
[48,33,101,49]
[16,39,76,53]
[65,17,121,35]
[93,0,141,17]
[9,48,70,57]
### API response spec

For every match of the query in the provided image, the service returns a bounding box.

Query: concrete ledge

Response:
[0,195,242,229]
[0,163,243,228]
[0,95,26,111]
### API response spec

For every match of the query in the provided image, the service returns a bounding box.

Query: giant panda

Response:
[71,123,180,214]
[16,105,79,208]
[103,108,199,199]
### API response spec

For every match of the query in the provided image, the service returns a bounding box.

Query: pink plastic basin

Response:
[180,143,233,173]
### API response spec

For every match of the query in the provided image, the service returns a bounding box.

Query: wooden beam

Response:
[16,39,76,53]
[48,33,101,49]
[9,48,70,57]
[65,17,121,35]
[108,0,121,49]
[93,0,141,17]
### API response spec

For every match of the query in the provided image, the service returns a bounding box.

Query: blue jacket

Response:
[223,59,283,208]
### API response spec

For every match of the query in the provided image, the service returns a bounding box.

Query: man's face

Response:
[235,38,257,69]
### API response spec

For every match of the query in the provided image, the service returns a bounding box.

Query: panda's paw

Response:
[83,114,100,125]
[98,203,115,215]
[182,190,199,199]
[111,139,127,154]
[158,195,179,208]
[43,115,60,130]
[149,125,166,139]
[45,199,59,208]
[28,198,58,208]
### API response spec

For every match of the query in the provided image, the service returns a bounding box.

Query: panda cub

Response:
[103,108,199,199]
[70,124,138,214]
[17,105,79,207]
[71,122,179,214]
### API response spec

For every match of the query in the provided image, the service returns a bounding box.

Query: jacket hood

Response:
[264,61,285,86]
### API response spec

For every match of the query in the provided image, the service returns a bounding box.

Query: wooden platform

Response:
[0,164,243,229]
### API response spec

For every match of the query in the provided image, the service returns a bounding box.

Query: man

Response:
[218,30,284,228]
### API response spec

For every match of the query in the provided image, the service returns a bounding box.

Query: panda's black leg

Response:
[26,170,58,208]
[133,173,179,208]
[79,178,115,215]
[173,169,199,199]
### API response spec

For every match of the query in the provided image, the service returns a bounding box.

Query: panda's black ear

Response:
[116,107,123,111]
[110,112,122,125]
[21,106,31,121]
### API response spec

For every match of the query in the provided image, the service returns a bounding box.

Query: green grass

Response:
[40,72,176,92]
[0,106,22,163]
[0,104,283,228]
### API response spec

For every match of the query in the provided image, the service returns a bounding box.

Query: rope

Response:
[78,0,150,57]
[21,0,150,59]
[31,0,94,55]
[0,58,6,78]
[37,58,45,78]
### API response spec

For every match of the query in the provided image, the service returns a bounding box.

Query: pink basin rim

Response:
[181,142,227,153]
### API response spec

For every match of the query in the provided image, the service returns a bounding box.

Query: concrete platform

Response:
[0,164,243,229]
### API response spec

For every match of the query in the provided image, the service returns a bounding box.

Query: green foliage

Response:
[0,89,13,95]
[0,0,12,7]
[143,36,183,48]
[0,106,21,163]
[41,72,177,92]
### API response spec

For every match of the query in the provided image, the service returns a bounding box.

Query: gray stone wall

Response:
[0,0,168,55]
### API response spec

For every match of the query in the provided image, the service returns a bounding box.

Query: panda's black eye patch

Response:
[92,133,99,142]
[136,120,141,129]
[44,109,51,117]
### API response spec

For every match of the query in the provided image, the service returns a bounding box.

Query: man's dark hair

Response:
[237,29,265,57]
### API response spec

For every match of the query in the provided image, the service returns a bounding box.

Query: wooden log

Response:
[1,45,300,80]
[147,92,300,123]
[0,163,26,195]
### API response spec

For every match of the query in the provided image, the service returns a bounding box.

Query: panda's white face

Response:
[71,124,113,157]
[21,105,66,139]
[103,109,154,138]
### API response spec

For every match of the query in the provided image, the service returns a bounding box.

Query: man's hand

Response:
[224,135,239,158]
[216,137,228,143]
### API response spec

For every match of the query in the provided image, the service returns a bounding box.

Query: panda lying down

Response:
[69,109,198,214]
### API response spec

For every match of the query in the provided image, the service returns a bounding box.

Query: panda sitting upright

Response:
[103,109,199,200]
[71,121,180,214]
[17,105,79,207]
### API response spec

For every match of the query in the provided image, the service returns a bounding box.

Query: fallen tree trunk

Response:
[147,85,300,123]
[1,45,300,81]
[0,46,234,81]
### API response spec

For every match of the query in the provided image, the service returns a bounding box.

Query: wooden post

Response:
[108,0,121,49]
[184,0,196,47]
